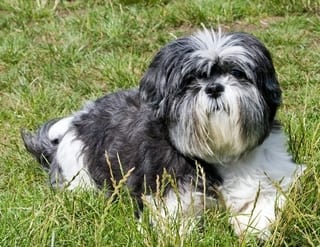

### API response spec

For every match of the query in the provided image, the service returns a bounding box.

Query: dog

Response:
[21,28,305,238]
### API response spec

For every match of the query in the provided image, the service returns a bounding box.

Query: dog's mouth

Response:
[202,91,232,119]
[209,98,230,115]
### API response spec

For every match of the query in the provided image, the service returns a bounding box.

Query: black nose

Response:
[205,83,224,98]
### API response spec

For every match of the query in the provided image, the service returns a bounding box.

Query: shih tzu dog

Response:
[22,29,305,238]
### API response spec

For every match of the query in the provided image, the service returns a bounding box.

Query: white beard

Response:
[169,76,266,165]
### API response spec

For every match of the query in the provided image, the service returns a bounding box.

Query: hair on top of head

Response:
[21,28,304,239]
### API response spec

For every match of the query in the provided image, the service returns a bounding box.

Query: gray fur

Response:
[22,29,281,208]
[21,118,61,171]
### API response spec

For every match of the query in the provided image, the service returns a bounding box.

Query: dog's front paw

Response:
[230,213,272,240]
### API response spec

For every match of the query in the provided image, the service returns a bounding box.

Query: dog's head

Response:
[139,29,281,164]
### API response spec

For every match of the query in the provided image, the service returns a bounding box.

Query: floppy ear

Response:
[254,46,282,122]
[261,73,282,122]
[139,51,168,110]
[236,32,282,122]
[139,37,195,117]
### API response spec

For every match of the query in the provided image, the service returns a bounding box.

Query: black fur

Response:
[22,30,281,205]
[73,89,222,199]
[22,89,222,200]
[21,118,61,170]
[140,32,281,122]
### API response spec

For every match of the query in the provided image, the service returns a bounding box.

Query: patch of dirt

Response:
[0,63,7,73]
[221,16,286,32]
[55,7,88,18]
[167,24,198,37]
[165,16,287,36]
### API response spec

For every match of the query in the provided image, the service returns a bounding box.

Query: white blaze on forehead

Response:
[192,28,233,51]
[190,29,255,67]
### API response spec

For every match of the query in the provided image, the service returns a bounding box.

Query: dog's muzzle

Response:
[205,83,224,98]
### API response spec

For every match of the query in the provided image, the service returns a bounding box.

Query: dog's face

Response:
[139,29,282,164]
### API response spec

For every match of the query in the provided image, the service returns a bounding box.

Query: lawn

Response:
[0,0,319,246]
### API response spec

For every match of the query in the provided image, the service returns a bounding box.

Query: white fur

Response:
[23,29,304,240]
[48,100,95,142]
[142,183,217,235]
[47,102,97,189]
[44,29,303,237]
[157,129,304,238]
[48,116,74,141]
[55,130,95,190]
[170,75,264,165]
[191,29,255,69]
[217,129,305,237]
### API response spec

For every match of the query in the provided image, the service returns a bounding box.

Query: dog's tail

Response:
[21,118,64,171]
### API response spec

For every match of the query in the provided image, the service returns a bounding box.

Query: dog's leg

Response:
[52,129,95,190]
[22,116,95,189]
[228,193,281,239]
[218,130,306,239]
[142,183,217,235]
[220,168,292,239]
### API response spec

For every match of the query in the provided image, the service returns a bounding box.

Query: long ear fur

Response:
[225,32,282,122]
[139,30,282,122]
[247,36,282,121]
[139,37,196,117]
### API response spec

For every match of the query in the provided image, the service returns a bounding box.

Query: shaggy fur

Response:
[22,29,305,238]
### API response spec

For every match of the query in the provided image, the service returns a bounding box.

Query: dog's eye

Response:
[230,69,246,79]
[193,70,208,79]
[199,72,209,79]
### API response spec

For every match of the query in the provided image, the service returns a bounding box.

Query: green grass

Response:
[1,0,319,246]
